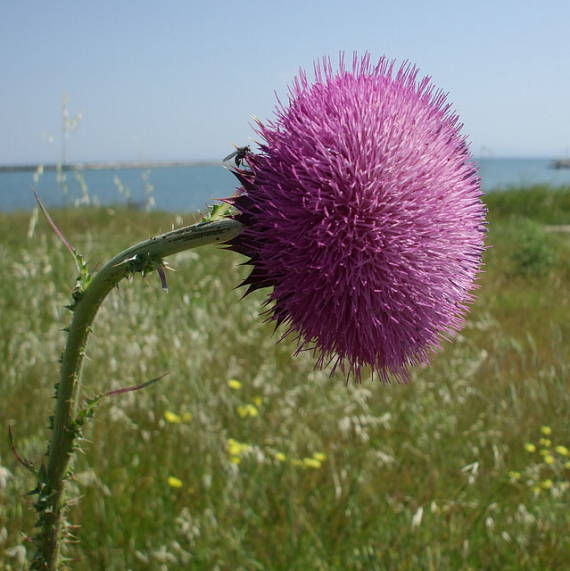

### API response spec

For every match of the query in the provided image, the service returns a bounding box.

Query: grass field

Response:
[1,186,569,570]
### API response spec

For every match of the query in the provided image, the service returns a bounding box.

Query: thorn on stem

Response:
[157,264,168,290]
[8,425,37,475]
[33,191,76,256]
[73,373,169,428]
[104,372,169,398]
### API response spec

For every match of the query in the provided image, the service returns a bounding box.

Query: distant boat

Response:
[551,159,570,169]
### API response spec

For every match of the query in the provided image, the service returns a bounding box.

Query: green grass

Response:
[484,184,570,225]
[1,186,569,570]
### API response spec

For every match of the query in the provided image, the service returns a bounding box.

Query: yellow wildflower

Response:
[227,439,239,455]
[303,458,322,469]
[540,479,553,489]
[181,412,193,422]
[539,449,550,456]
[555,445,569,456]
[508,471,521,480]
[227,438,249,457]
[230,456,241,465]
[253,396,263,407]
[539,438,552,447]
[531,485,541,495]
[544,455,555,465]
[540,426,552,435]
[164,411,182,424]
[524,443,536,453]
[273,452,287,462]
[167,476,183,488]
[228,379,242,390]
[313,453,327,462]
[237,404,259,418]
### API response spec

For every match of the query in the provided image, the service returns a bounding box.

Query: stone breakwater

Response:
[0,160,221,173]
[551,159,570,169]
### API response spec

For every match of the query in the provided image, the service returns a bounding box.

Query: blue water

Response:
[0,166,236,212]
[1,158,570,212]
[477,158,570,190]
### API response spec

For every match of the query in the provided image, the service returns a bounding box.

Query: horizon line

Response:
[0,155,566,173]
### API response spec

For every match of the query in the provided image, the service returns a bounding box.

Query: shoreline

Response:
[0,160,222,173]
[1,157,570,174]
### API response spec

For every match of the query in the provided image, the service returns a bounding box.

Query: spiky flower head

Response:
[227,53,486,381]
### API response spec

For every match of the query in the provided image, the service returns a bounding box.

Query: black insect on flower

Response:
[223,145,251,168]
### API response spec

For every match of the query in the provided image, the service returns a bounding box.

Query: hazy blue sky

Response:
[1,0,569,164]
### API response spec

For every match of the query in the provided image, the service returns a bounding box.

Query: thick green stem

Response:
[32,219,243,570]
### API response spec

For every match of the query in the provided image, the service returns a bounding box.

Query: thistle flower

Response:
[227,53,486,381]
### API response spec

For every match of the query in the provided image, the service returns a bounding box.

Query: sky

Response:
[1,0,569,164]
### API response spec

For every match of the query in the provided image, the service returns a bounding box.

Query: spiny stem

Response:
[32,218,243,570]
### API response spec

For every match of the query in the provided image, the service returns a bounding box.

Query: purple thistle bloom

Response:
[227,53,486,382]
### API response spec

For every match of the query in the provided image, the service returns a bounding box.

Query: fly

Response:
[223,145,251,168]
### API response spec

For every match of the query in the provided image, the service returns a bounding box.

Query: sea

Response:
[1,158,569,213]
